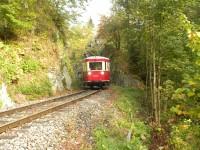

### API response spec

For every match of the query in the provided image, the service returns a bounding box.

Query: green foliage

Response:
[94,126,130,150]
[0,0,88,40]
[98,0,200,147]
[94,120,150,150]
[0,42,22,83]
[68,24,94,59]
[0,100,3,108]
[93,87,150,150]
[170,119,200,150]
[0,0,34,39]
[18,78,52,100]
[0,0,90,103]
[21,57,40,73]
[0,42,41,83]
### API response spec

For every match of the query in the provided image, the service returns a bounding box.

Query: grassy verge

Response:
[93,86,151,150]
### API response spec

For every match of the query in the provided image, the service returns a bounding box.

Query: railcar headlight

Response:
[88,72,91,75]
[101,71,104,75]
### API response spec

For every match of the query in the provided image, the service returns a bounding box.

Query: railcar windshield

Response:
[89,62,102,70]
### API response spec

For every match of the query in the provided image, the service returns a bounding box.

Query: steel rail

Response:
[0,90,86,117]
[0,90,99,134]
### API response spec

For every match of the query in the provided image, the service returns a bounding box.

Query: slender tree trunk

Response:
[149,24,153,119]
[156,8,163,126]
[145,40,149,107]
[157,58,161,126]
[153,41,158,123]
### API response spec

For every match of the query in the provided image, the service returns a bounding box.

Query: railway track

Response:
[0,90,99,134]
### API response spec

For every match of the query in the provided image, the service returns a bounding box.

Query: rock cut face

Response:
[0,83,14,109]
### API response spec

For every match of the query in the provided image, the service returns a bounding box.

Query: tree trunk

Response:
[157,58,161,126]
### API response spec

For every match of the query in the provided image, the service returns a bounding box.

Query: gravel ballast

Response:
[0,90,112,150]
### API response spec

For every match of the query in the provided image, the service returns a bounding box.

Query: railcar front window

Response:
[89,62,102,70]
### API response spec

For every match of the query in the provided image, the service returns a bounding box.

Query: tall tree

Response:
[98,0,199,127]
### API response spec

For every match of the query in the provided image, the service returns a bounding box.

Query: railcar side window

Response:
[89,62,102,70]
[106,62,110,71]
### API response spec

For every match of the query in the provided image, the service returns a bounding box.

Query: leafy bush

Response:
[170,120,200,150]
[0,42,42,84]
[21,57,41,73]
[0,42,22,83]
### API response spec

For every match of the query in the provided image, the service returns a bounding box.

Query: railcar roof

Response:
[85,56,110,60]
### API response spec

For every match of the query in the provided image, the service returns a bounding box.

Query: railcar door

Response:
[104,61,110,81]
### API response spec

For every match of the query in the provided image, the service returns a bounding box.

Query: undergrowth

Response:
[170,119,200,150]
[93,86,151,150]
[0,38,62,101]
[17,77,52,100]
[21,57,41,73]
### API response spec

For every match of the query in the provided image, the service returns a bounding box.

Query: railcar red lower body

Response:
[83,71,110,88]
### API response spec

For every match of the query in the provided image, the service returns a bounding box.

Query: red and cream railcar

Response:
[83,56,110,88]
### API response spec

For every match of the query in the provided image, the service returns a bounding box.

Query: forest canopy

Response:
[0,0,88,40]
